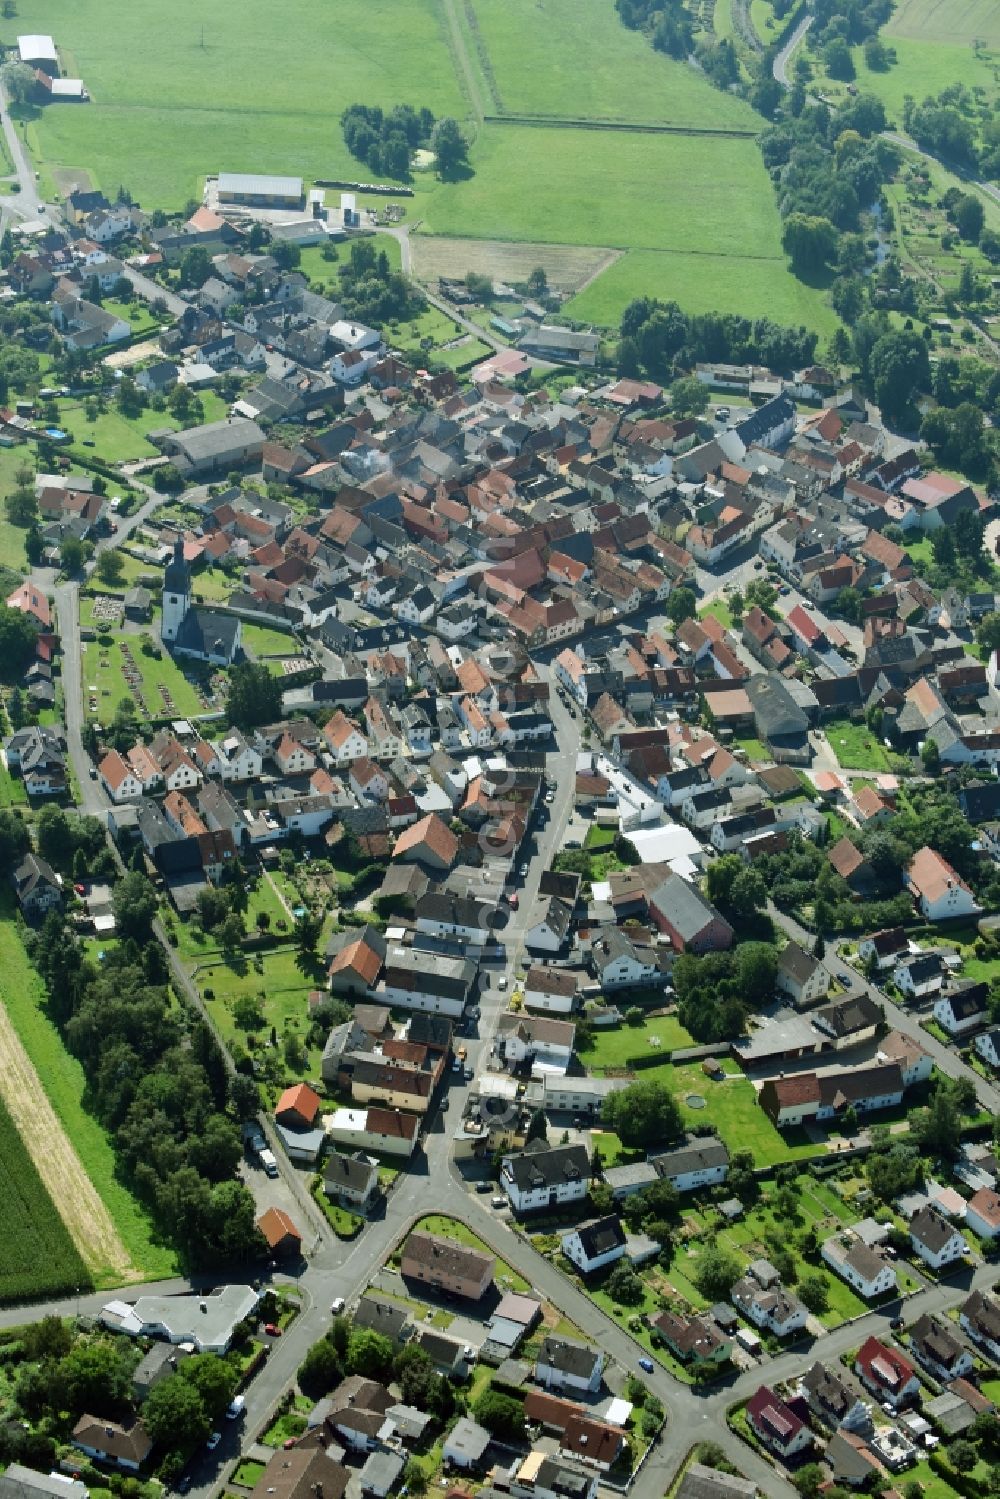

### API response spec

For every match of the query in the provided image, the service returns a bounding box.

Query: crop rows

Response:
[0,1097,91,1304]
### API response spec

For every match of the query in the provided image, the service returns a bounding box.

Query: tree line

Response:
[24,890,263,1268]
[341,103,469,181]
[617,297,818,383]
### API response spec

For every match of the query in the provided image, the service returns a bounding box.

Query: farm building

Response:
[18,35,58,74]
[217,172,303,208]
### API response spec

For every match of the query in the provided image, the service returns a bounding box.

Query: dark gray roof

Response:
[650,1136,729,1180]
[504,1141,590,1191]
[536,1335,602,1379]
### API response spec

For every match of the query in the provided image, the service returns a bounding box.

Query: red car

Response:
[264,1322,281,1337]
[508,892,519,909]
[74,883,86,895]
[282,1438,297,1450]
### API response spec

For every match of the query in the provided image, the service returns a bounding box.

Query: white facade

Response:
[560,1226,625,1276]
[910,1222,967,1270]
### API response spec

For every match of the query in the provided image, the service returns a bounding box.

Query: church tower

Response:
[161,538,191,644]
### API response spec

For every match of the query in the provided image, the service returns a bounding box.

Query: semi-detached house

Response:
[649,1136,729,1193]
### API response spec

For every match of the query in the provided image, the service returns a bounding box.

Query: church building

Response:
[161,539,242,666]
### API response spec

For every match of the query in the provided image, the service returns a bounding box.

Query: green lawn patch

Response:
[733,737,769,762]
[666,1061,818,1168]
[566,245,839,334]
[199,945,321,1092]
[0,908,176,1280]
[699,599,734,629]
[823,718,911,774]
[241,621,299,658]
[231,1462,266,1489]
[261,1409,308,1447]
[585,1014,696,1073]
[12,0,467,209]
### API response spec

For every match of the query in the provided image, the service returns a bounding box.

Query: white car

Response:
[498,976,508,990]
[206,1431,222,1450]
[225,1396,246,1421]
[330,1297,345,1315]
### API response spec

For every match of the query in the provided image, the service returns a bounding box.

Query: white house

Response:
[905,846,981,922]
[98,749,143,803]
[523,967,577,1015]
[497,1014,575,1076]
[858,927,908,971]
[909,1206,967,1270]
[965,1188,1000,1241]
[648,1136,729,1193]
[732,1271,807,1338]
[442,1417,492,1470]
[933,987,987,1037]
[534,1335,604,1394]
[560,1216,626,1276]
[960,1290,1000,1362]
[588,929,660,990]
[894,951,946,999]
[501,1141,590,1214]
[324,1106,419,1158]
[775,940,829,1008]
[821,1236,897,1300]
[215,730,262,781]
[324,711,368,766]
[974,1029,1000,1070]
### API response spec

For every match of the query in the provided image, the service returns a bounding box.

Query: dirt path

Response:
[0,1003,136,1284]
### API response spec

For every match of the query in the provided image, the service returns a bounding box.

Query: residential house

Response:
[909,1205,967,1270]
[534,1336,604,1394]
[960,1289,1000,1362]
[560,1216,626,1276]
[965,1188,1000,1242]
[501,1140,591,1214]
[933,986,987,1037]
[323,1151,379,1210]
[854,1337,920,1409]
[441,1417,491,1470]
[649,1311,731,1370]
[905,846,981,922]
[775,940,829,1009]
[731,1271,807,1338]
[895,950,947,999]
[13,853,61,918]
[859,927,908,971]
[745,1386,813,1460]
[649,1136,729,1193]
[72,1417,152,1472]
[400,1231,495,1301]
[909,1314,974,1382]
[800,1361,870,1432]
[821,1235,897,1299]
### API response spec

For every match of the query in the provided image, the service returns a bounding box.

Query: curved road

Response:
[772,14,812,86]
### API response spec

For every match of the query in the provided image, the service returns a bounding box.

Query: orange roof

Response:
[98,749,134,791]
[329,937,382,987]
[275,1082,321,1125]
[7,581,51,628]
[392,812,458,868]
[257,1206,301,1249]
[907,845,972,903]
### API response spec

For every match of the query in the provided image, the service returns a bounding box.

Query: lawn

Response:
[197,945,321,1087]
[584,1014,696,1073]
[823,718,911,774]
[0,762,29,808]
[467,0,759,127]
[733,736,770,762]
[241,621,300,658]
[664,1061,819,1168]
[55,391,230,464]
[0,446,36,574]
[7,0,467,210]
[0,1093,92,1304]
[566,245,839,333]
[81,626,209,723]
[700,599,734,629]
[231,1462,266,1489]
[0,909,177,1279]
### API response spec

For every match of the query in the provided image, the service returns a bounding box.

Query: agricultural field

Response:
[888,0,1000,48]
[0,1093,92,1303]
[465,0,759,127]
[5,0,467,210]
[0,908,174,1282]
[4,0,841,334]
[566,247,839,332]
[408,236,618,296]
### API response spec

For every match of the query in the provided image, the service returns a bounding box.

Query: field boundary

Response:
[0,986,136,1285]
[482,113,756,137]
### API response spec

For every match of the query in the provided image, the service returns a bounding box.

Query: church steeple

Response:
[161,538,191,644]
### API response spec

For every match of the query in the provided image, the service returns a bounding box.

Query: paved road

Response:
[772,14,811,86]
[883,131,1000,212]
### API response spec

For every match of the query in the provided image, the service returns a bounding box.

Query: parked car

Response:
[330,1298,345,1315]
[206,1432,222,1451]
[264,1322,281,1337]
[491,1195,507,1209]
[475,1181,492,1194]
[638,1358,655,1374]
[225,1396,246,1420]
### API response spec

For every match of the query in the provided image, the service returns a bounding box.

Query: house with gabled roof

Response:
[745,1385,813,1459]
[905,845,980,922]
[908,1205,966,1270]
[855,1336,919,1408]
